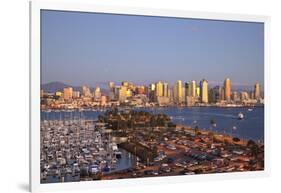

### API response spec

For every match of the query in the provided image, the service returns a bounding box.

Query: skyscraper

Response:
[174,80,183,103]
[196,87,200,98]
[108,82,115,100]
[94,86,102,101]
[118,86,127,102]
[184,82,190,97]
[156,81,163,97]
[254,83,261,99]
[200,79,208,103]
[224,78,231,101]
[108,82,115,90]
[82,86,91,97]
[191,80,196,97]
[163,82,169,97]
[209,86,221,103]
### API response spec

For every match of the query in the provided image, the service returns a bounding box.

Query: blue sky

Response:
[41,10,264,88]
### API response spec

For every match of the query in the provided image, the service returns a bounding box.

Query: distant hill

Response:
[41,82,108,94]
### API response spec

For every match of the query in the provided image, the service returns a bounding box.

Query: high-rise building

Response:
[72,91,80,98]
[174,80,183,103]
[224,78,231,101]
[82,86,91,97]
[209,86,221,103]
[149,83,156,102]
[94,86,102,101]
[109,82,115,90]
[254,83,261,99]
[184,82,190,97]
[220,87,225,101]
[63,87,73,100]
[156,81,163,97]
[196,87,200,97]
[108,82,115,101]
[118,86,127,102]
[122,81,129,87]
[186,96,195,107]
[163,82,168,97]
[240,91,249,102]
[136,86,145,95]
[200,79,208,103]
[191,80,196,97]
[100,95,107,106]
[231,91,239,102]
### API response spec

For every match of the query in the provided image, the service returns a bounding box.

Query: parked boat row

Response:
[40,119,123,183]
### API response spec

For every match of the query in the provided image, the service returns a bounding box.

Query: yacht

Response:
[238,112,244,120]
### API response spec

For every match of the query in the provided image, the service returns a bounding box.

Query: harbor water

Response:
[41,107,264,142]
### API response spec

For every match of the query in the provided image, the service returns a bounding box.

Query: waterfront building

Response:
[82,86,91,97]
[72,91,80,98]
[163,82,169,97]
[118,86,128,102]
[149,83,156,102]
[209,86,221,103]
[224,78,231,102]
[126,89,132,97]
[63,87,73,100]
[254,83,261,99]
[136,86,145,95]
[196,87,200,98]
[156,81,163,97]
[40,89,44,98]
[200,79,208,103]
[100,95,107,106]
[94,87,102,101]
[191,80,196,97]
[240,91,250,102]
[168,88,173,102]
[157,96,170,106]
[144,86,150,97]
[174,80,183,103]
[220,87,225,101]
[108,82,115,101]
[186,96,195,106]
[185,82,190,97]
[231,91,239,102]
[250,91,255,99]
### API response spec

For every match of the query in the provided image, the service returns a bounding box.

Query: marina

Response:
[41,107,264,182]
[40,119,135,183]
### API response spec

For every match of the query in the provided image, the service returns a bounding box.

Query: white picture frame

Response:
[30,0,270,192]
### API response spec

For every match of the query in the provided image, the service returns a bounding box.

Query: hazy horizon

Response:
[41,10,264,88]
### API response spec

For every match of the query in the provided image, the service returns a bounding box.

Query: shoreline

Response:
[176,124,263,145]
[41,105,264,112]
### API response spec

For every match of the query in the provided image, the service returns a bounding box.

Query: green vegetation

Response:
[98,109,172,131]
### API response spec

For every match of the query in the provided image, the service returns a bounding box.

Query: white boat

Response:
[238,112,244,120]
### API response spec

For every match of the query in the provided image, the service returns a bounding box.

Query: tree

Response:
[232,137,240,142]
[247,139,256,147]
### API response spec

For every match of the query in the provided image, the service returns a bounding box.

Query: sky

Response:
[41,10,264,88]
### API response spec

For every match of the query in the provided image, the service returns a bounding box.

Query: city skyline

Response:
[41,10,264,87]
[41,77,263,110]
